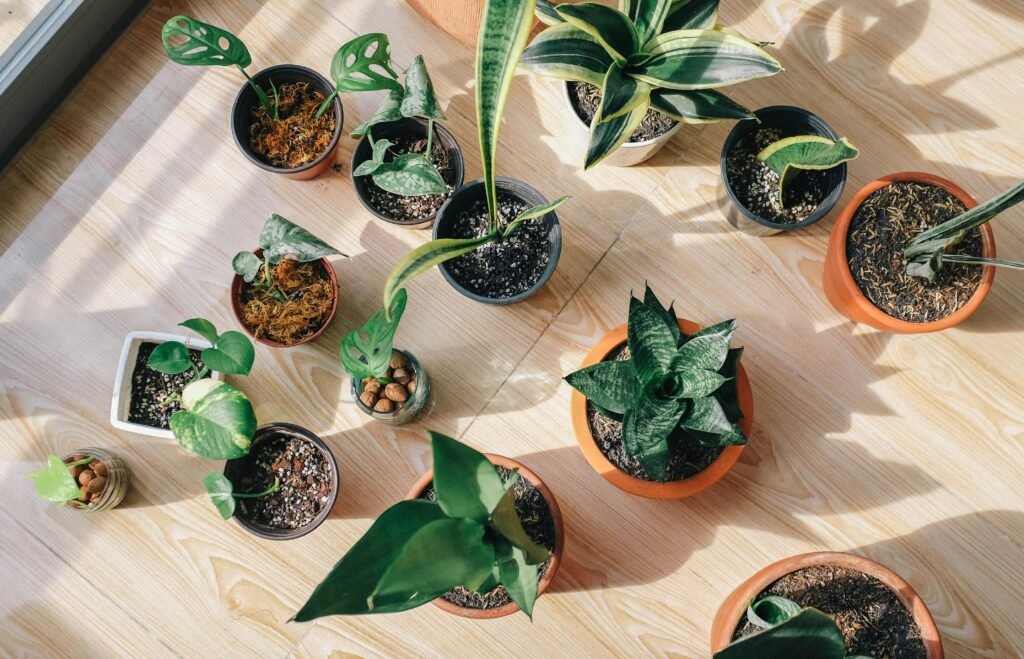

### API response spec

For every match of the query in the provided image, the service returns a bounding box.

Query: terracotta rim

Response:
[230,248,340,348]
[570,320,754,499]
[709,551,943,658]
[404,453,565,619]
[823,171,996,333]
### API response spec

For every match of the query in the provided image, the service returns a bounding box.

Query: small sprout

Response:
[27,455,95,506]
[756,135,859,207]
[147,317,256,380]
[203,472,280,520]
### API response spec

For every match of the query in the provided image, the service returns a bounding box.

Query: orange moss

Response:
[241,259,334,345]
[249,81,336,169]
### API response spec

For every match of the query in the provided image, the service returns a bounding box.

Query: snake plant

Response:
[904,180,1024,281]
[756,135,859,206]
[521,0,783,168]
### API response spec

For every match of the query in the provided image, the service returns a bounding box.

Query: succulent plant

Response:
[565,285,746,480]
[294,431,551,620]
[756,135,858,206]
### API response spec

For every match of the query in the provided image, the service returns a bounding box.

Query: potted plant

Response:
[294,431,564,620]
[161,15,344,180]
[382,0,570,307]
[721,106,858,235]
[323,34,466,229]
[565,285,753,498]
[823,174,1024,333]
[27,449,131,512]
[231,214,345,347]
[340,289,432,423]
[521,0,782,168]
[710,552,943,658]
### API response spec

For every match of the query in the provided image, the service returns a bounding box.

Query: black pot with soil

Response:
[433,177,562,305]
[222,423,339,540]
[230,64,343,180]
[351,118,465,229]
[127,341,212,431]
[720,105,847,236]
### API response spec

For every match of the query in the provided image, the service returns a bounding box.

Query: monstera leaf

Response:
[340,289,408,379]
[161,16,251,68]
[257,214,344,264]
[330,33,402,93]
[169,380,256,460]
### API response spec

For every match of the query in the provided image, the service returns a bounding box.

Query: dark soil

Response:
[847,181,983,323]
[249,80,336,169]
[587,343,723,482]
[128,342,209,429]
[568,81,676,142]
[234,433,333,529]
[725,125,830,224]
[421,465,557,611]
[443,194,552,299]
[733,564,927,659]
[239,258,335,345]
[364,135,455,223]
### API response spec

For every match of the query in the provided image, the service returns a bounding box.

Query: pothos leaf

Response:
[179,318,219,345]
[340,288,408,380]
[232,251,261,282]
[201,331,255,376]
[161,15,251,68]
[330,33,402,93]
[257,213,345,264]
[147,341,193,375]
[169,380,255,460]
[26,455,83,503]
[203,471,236,520]
[400,55,446,121]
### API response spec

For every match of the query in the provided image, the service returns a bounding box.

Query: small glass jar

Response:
[350,349,431,425]
[61,448,131,512]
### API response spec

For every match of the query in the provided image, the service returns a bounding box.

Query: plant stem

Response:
[65,456,95,469]
[237,65,275,117]
[189,365,210,384]
[425,118,435,165]
[261,257,286,301]
[233,477,281,499]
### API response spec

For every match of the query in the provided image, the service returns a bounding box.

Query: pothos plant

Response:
[381,0,569,312]
[565,285,746,480]
[294,431,551,620]
[756,135,859,206]
[522,0,783,168]
[203,472,280,520]
[27,455,95,507]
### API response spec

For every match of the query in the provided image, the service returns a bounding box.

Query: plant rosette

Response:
[26,448,131,512]
[351,348,432,424]
[220,423,339,540]
[570,319,754,499]
[710,552,943,658]
[823,172,997,333]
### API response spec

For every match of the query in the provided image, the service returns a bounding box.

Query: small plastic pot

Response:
[405,453,565,619]
[350,348,432,425]
[230,64,343,180]
[822,171,996,333]
[351,118,465,230]
[223,423,339,541]
[570,319,754,499]
[719,105,848,236]
[433,176,562,305]
[62,448,131,512]
[710,551,943,658]
[230,248,340,348]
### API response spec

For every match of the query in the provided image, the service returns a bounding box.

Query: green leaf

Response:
[430,431,506,523]
[599,61,652,121]
[27,455,82,503]
[641,285,681,346]
[748,596,803,629]
[669,369,729,399]
[169,380,255,460]
[147,341,193,375]
[351,89,404,138]
[649,88,754,123]
[201,331,254,376]
[713,608,846,659]
[161,15,251,68]
[373,153,449,196]
[257,214,344,264]
[757,136,859,205]
[536,0,564,25]
[503,195,570,237]
[340,289,408,379]
[662,0,719,31]
[497,545,541,618]
[622,383,687,480]
[203,472,236,520]
[489,486,550,565]
[556,3,639,62]
[180,318,219,345]
[400,55,446,121]
[293,499,448,619]
[383,233,495,313]
[354,135,392,176]
[564,359,639,415]
[521,23,614,87]
[585,100,648,169]
[675,320,734,370]
[681,395,734,434]
[329,33,402,94]
[630,0,673,45]
[636,29,782,90]
[628,302,677,383]
[232,251,261,282]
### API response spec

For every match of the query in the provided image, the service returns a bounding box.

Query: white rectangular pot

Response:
[110,331,224,439]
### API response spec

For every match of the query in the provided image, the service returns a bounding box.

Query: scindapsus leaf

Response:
[169,380,255,460]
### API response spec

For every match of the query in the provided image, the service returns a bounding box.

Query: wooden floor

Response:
[0,0,48,54]
[1,1,1022,657]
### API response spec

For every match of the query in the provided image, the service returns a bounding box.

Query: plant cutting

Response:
[203,472,280,519]
[714,596,866,658]
[147,317,254,382]
[27,449,131,512]
[383,0,570,306]
[294,431,563,620]
[161,15,343,179]
[521,0,782,168]
[567,285,753,498]
[231,213,345,347]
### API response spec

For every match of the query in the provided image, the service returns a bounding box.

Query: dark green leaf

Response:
[503,195,570,238]
[373,153,448,196]
[556,3,639,61]
[383,234,495,313]
[489,485,550,565]
[232,251,261,282]
[564,359,639,415]
[257,214,344,264]
[585,101,648,168]
[636,29,782,90]
[758,136,858,205]
[662,0,719,31]
[203,471,236,520]
[670,369,729,399]
[713,608,846,659]
[340,289,408,379]
[681,395,734,435]
[622,383,687,480]
[351,90,404,138]
[498,545,541,618]
[430,431,506,522]
[180,318,219,345]
[675,323,733,371]
[748,596,803,629]
[161,15,251,68]
[650,88,754,123]
[400,55,446,121]
[641,285,682,346]
[201,331,254,376]
[27,455,81,503]
[330,33,402,93]
[630,0,673,45]
[628,302,677,383]
[599,61,652,121]
[522,23,614,87]
[169,380,255,460]
[147,341,193,375]
[536,0,564,25]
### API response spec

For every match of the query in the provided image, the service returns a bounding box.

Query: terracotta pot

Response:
[823,172,996,333]
[230,248,339,348]
[404,453,565,619]
[570,319,754,499]
[710,551,943,658]
[405,0,541,48]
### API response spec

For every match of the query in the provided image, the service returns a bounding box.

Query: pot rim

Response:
[562,80,683,148]
[825,171,996,332]
[404,452,565,619]
[570,319,753,499]
[709,551,943,658]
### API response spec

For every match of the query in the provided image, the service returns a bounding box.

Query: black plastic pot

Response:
[230,64,343,180]
[433,177,562,305]
[351,118,465,230]
[223,423,339,540]
[719,105,847,236]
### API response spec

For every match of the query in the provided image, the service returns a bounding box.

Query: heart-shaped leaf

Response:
[147,340,193,375]
[330,33,402,94]
[203,472,236,520]
[400,55,446,121]
[27,455,82,503]
[232,251,262,282]
[179,318,219,345]
[161,15,251,68]
[169,380,255,460]
[201,331,254,376]
[340,289,408,380]
[430,431,506,522]
[257,214,344,264]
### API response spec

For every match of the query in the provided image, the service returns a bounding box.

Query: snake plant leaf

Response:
[662,0,719,31]
[713,608,846,659]
[681,394,734,434]
[497,545,541,618]
[676,319,734,370]
[203,472,236,520]
[232,251,262,282]
[169,380,255,460]
[503,195,570,238]
[400,55,446,121]
[161,15,251,68]
[669,369,730,399]
[179,318,219,345]
[628,302,678,383]
[27,455,82,503]
[757,135,859,205]
[489,486,551,565]
[430,431,507,522]
[650,88,755,123]
[351,89,404,138]
[600,61,653,121]
[200,331,254,376]
[910,253,1024,281]
[330,33,402,94]
[373,153,449,196]
[641,284,682,346]
[257,214,344,264]
[716,24,772,47]
[622,383,687,480]
[629,0,674,45]
[536,0,565,25]
[340,289,408,380]
[586,100,648,169]
[748,596,803,629]
[147,341,193,375]
[556,3,639,62]
[293,499,448,619]
[637,29,782,90]
[521,23,614,88]
[564,359,639,415]
[383,233,495,313]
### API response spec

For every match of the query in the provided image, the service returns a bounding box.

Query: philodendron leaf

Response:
[27,455,82,503]
[351,89,404,138]
[650,88,755,123]
[400,55,446,121]
[497,545,541,618]
[353,135,396,176]
[201,331,255,376]
[662,0,719,31]
[330,33,402,93]
[383,233,495,314]
[430,431,506,523]
[179,318,219,345]
[628,302,678,383]
[713,608,846,659]
[521,22,614,88]
[503,195,570,237]
[232,251,262,282]
[169,380,255,460]
[147,340,193,375]
[257,214,344,264]
[556,3,639,62]
[373,153,449,196]
[564,359,639,415]
[637,29,782,90]
[340,288,408,380]
[622,384,687,480]
[203,472,236,520]
[757,135,859,205]
[748,595,803,629]
[161,15,251,68]
[489,485,550,565]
